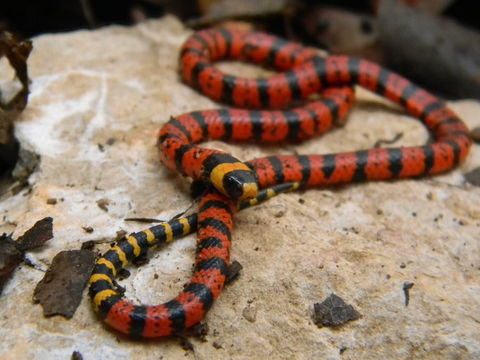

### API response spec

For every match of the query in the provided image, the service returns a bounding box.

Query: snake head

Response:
[203,153,259,201]
[222,169,258,201]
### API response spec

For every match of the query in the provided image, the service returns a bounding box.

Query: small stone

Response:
[242,305,257,323]
[71,351,83,360]
[212,341,223,349]
[96,199,110,212]
[313,293,361,327]
[106,137,116,145]
[82,226,94,233]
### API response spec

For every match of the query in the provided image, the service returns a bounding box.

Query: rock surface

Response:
[0,16,479,360]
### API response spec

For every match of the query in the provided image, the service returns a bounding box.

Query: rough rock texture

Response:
[0,16,479,360]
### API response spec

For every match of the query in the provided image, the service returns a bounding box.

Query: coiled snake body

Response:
[88,28,471,338]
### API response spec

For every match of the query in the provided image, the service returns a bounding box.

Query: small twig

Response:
[124,217,167,223]
[403,282,415,306]
[374,132,404,148]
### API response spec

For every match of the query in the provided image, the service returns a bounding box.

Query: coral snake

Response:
[88,28,471,338]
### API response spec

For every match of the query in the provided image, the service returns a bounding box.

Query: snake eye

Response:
[223,170,258,201]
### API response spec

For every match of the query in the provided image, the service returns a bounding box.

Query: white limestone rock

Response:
[0,16,479,360]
